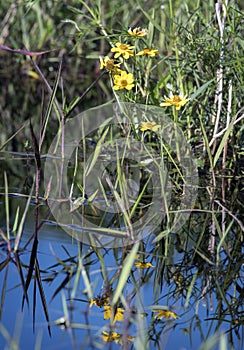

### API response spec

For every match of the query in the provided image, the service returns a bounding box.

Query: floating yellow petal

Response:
[140,121,160,132]
[160,94,189,110]
[153,309,179,319]
[134,261,154,269]
[111,42,135,59]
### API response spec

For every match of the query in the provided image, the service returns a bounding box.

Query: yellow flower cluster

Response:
[102,331,133,343]
[90,296,123,323]
[99,27,189,109]
[99,27,160,91]
[89,294,134,344]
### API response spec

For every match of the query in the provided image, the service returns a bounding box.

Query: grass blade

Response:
[35,260,51,336]
[112,242,139,305]
[0,262,9,320]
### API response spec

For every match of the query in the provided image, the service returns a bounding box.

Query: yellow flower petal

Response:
[153,309,179,319]
[99,56,121,71]
[114,308,124,322]
[102,331,121,343]
[103,305,125,323]
[160,94,189,110]
[89,296,109,308]
[89,298,96,307]
[113,70,135,91]
[134,262,154,268]
[127,335,134,342]
[140,121,160,132]
[128,27,148,37]
[104,305,112,319]
[136,48,159,57]
[111,42,134,59]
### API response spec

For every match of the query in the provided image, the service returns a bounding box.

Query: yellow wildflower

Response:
[134,261,154,269]
[128,27,148,37]
[153,310,179,320]
[160,94,189,110]
[126,335,134,342]
[136,48,159,57]
[140,121,160,132]
[99,56,121,72]
[173,273,184,285]
[89,296,109,308]
[102,331,121,343]
[111,42,135,59]
[90,298,97,307]
[104,305,124,322]
[112,67,123,76]
[102,332,134,343]
[113,70,135,90]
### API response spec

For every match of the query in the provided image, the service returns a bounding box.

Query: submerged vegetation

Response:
[0,0,243,349]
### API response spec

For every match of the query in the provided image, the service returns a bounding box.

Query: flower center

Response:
[120,44,128,50]
[106,60,114,69]
[173,96,181,102]
[120,79,128,87]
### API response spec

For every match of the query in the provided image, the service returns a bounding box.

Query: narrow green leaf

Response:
[152,229,170,243]
[136,1,164,33]
[12,206,20,234]
[184,270,198,308]
[112,242,139,305]
[80,258,93,300]
[39,57,63,149]
[213,118,236,168]
[23,235,38,306]
[4,172,10,241]
[190,79,214,100]
[51,274,72,301]
[0,122,28,151]
[85,126,110,177]
[14,252,29,306]
[14,185,33,252]
[0,262,9,320]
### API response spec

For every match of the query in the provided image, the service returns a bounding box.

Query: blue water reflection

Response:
[1,220,240,350]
